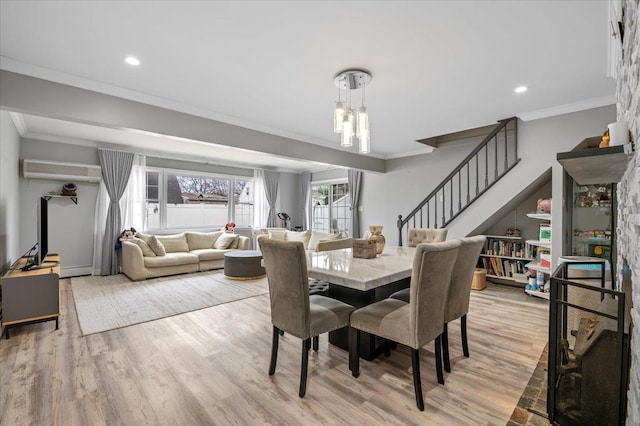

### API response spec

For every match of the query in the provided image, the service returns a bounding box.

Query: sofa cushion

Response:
[143,252,199,267]
[308,231,341,251]
[186,231,222,250]
[228,235,241,249]
[129,237,156,257]
[137,233,166,256]
[190,248,230,261]
[156,233,189,253]
[285,230,311,248]
[214,233,238,249]
[268,229,287,240]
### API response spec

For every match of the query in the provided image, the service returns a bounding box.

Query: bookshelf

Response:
[479,235,533,286]
[525,212,552,299]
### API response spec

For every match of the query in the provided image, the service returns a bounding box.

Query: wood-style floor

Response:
[0,277,548,426]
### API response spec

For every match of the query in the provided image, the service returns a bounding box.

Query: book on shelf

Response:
[486,238,532,258]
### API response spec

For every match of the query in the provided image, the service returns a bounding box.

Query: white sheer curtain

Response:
[253,169,268,228]
[121,153,146,232]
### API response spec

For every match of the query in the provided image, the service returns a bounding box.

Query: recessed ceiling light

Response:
[125,56,140,66]
[514,86,528,93]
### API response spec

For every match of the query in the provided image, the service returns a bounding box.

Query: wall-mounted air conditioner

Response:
[22,159,102,183]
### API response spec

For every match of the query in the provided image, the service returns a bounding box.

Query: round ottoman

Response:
[224,250,266,280]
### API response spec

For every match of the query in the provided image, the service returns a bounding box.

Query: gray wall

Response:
[276,172,300,228]
[19,138,101,277]
[355,106,615,257]
[0,111,21,271]
[484,180,552,241]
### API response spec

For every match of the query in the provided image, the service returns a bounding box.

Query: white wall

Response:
[0,110,21,271]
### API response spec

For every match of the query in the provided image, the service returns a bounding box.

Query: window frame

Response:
[310,178,351,236]
[145,167,254,232]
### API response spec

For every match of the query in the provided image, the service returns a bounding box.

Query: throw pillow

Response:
[308,231,340,251]
[137,233,166,256]
[156,233,189,253]
[128,237,156,257]
[186,231,221,250]
[285,230,311,248]
[214,233,238,249]
[268,229,287,240]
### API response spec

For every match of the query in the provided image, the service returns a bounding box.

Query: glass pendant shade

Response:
[357,107,369,139]
[359,130,370,154]
[334,102,345,133]
[334,69,371,153]
[341,110,354,148]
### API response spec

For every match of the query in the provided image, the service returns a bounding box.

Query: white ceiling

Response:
[0,1,616,171]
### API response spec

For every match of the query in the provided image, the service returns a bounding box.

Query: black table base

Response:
[328,278,410,361]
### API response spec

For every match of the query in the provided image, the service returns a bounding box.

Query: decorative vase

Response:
[368,225,386,255]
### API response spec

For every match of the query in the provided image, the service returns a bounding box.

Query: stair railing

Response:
[397,117,519,246]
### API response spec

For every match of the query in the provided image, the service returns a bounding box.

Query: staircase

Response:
[397,117,519,246]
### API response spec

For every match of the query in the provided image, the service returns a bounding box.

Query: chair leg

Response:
[435,335,445,385]
[299,338,311,398]
[312,335,319,352]
[269,326,279,375]
[411,348,425,411]
[442,322,451,373]
[461,314,469,357]
[349,327,360,378]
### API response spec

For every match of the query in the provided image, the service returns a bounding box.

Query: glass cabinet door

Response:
[571,182,613,262]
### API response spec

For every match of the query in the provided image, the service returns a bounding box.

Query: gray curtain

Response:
[99,149,135,275]
[264,170,280,227]
[348,169,363,238]
[299,172,310,230]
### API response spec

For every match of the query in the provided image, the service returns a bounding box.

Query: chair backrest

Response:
[407,228,448,247]
[408,239,461,348]
[444,236,486,323]
[258,238,311,339]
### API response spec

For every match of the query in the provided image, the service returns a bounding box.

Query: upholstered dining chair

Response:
[348,240,461,411]
[389,228,449,304]
[259,238,355,398]
[407,227,448,247]
[441,235,486,373]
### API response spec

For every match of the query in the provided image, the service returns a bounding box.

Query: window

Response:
[145,169,254,231]
[311,181,350,236]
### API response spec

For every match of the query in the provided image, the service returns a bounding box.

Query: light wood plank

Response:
[0,278,548,425]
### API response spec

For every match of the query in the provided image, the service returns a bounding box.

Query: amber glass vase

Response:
[368,225,386,255]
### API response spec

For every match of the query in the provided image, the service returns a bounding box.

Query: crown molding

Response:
[7,111,27,135]
[518,95,616,122]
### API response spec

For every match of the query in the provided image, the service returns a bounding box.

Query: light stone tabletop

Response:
[307,245,416,291]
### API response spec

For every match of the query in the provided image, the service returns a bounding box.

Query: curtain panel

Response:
[99,149,135,275]
[263,170,280,227]
[299,172,310,230]
[348,169,362,238]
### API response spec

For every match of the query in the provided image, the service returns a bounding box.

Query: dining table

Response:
[307,245,416,360]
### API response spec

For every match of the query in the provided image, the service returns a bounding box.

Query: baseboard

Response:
[61,265,93,278]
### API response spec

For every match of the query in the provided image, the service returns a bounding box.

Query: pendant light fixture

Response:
[333,69,372,154]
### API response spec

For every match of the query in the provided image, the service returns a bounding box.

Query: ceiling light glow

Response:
[514,86,528,93]
[125,56,140,66]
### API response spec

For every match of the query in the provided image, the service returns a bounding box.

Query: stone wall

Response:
[615,1,639,424]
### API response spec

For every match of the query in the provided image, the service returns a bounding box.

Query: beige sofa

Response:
[255,228,352,252]
[121,231,249,281]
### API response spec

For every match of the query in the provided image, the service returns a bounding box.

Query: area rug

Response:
[71,271,268,336]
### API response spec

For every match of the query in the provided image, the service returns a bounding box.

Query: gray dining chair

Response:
[348,240,461,411]
[407,227,448,247]
[390,228,449,303]
[259,238,355,398]
[441,235,486,372]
